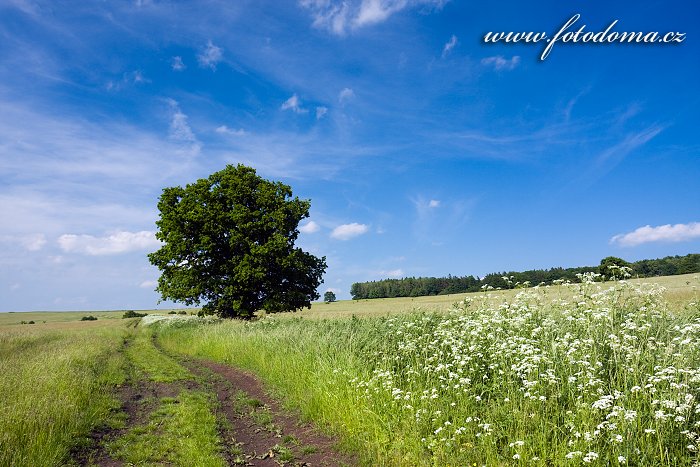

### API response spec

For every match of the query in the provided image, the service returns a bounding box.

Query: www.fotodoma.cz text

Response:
[483,14,686,61]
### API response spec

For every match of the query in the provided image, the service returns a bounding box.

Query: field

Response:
[1,273,699,465]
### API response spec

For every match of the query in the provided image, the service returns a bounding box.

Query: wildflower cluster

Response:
[346,277,700,464]
[141,314,220,328]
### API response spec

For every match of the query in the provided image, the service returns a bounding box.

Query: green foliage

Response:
[148,164,327,319]
[351,254,700,299]
[122,310,147,318]
[323,290,336,303]
[81,315,98,321]
[599,255,632,279]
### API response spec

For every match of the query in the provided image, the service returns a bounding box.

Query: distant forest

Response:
[349,253,700,300]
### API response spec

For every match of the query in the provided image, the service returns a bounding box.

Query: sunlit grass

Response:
[0,324,129,466]
[157,274,700,465]
[126,328,193,382]
[108,390,225,467]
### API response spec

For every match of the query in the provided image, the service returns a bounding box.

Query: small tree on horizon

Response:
[599,256,632,280]
[324,290,336,303]
[148,164,327,319]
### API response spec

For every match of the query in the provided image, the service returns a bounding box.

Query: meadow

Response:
[1,273,699,465]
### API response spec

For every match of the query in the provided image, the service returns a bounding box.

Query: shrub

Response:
[122,310,147,319]
[80,316,98,321]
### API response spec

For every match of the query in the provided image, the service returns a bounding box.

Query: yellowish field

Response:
[1,273,697,325]
[295,272,699,319]
[0,309,184,327]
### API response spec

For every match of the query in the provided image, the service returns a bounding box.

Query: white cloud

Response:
[167,99,201,154]
[216,125,248,136]
[316,106,328,119]
[299,220,320,234]
[481,55,520,71]
[442,34,457,58]
[197,40,223,70]
[380,268,404,278]
[331,222,369,240]
[106,70,150,91]
[338,87,355,104]
[412,196,441,215]
[58,230,161,255]
[596,126,663,166]
[281,94,308,114]
[132,70,147,83]
[139,280,158,289]
[610,222,700,247]
[171,56,186,71]
[300,0,447,35]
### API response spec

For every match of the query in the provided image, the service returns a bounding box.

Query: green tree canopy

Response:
[323,290,336,303]
[148,164,327,319]
[599,256,632,280]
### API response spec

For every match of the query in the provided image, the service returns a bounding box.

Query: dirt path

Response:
[182,357,356,466]
[74,337,355,466]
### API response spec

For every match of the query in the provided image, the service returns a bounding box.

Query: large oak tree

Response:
[148,164,326,318]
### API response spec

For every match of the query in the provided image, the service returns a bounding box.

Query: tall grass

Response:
[0,323,129,466]
[158,276,700,465]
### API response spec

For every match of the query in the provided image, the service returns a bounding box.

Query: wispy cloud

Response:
[379,268,404,278]
[0,233,46,251]
[106,70,150,91]
[411,195,474,243]
[481,55,520,71]
[171,56,186,71]
[281,93,308,114]
[139,280,158,289]
[197,40,223,70]
[300,0,448,35]
[331,222,369,240]
[596,125,664,166]
[316,106,328,119]
[215,125,248,136]
[338,87,355,105]
[58,230,161,255]
[167,99,201,154]
[441,34,457,58]
[299,220,320,233]
[610,222,700,247]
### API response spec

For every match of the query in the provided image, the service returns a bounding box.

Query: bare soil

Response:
[183,357,356,466]
[74,351,355,466]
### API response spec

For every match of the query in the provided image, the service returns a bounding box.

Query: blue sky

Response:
[1,0,698,311]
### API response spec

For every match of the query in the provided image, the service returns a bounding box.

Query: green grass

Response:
[157,274,700,465]
[108,389,225,467]
[0,323,130,466]
[1,273,697,466]
[126,329,193,382]
[107,323,227,466]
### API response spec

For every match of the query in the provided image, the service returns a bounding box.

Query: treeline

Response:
[350,253,700,300]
